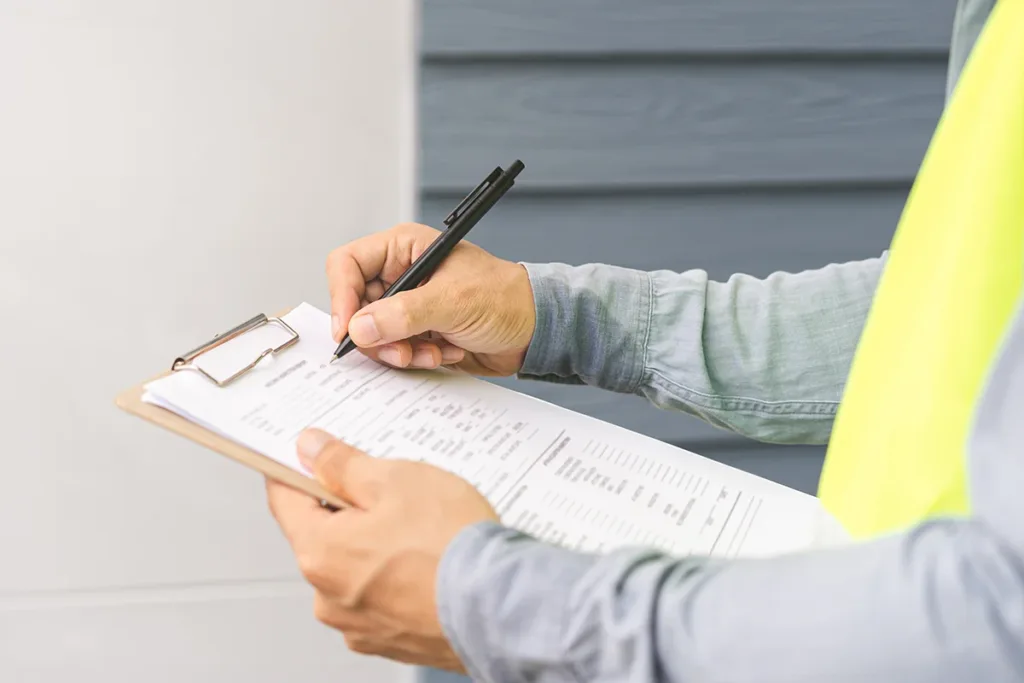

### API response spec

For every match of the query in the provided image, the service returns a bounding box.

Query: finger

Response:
[265,477,331,550]
[437,341,465,365]
[359,336,462,369]
[347,285,459,348]
[365,279,386,303]
[296,429,383,509]
[449,354,502,377]
[327,225,441,342]
[408,339,443,369]
[404,339,466,368]
[359,340,414,368]
[313,593,375,631]
[326,232,406,343]
[326,251,376,343]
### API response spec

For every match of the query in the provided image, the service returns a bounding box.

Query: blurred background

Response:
[0,1,954,682]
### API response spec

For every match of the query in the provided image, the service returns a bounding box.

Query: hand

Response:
[265,428,500,671]
[327,222,536,376]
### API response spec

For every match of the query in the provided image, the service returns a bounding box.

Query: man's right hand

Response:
[326,223,536,376]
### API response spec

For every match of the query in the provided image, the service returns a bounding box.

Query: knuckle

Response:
[312,594,335,626]
[325,245,347,273]
[296,550,330,588]
[451,283,477,315]
[345,634,376,656]
[446,277,469,299]
[395,221,434,236]
[315,453,347,493]
[391,296,415,331]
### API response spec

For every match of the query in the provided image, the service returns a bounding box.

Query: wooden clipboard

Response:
[114,307,347,510]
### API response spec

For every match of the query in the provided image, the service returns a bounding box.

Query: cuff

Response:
[436,521,595,683]
[517,262,652,394]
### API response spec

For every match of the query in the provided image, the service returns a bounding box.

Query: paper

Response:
[144,303,836,559]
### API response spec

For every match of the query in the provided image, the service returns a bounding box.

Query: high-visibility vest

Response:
[816,0,1024,540]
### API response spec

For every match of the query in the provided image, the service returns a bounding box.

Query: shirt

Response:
[434,1,1020,682]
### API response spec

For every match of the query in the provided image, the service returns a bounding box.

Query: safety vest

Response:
[816,0,1024,540]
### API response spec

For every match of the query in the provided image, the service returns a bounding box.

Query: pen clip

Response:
[444,166,503,227]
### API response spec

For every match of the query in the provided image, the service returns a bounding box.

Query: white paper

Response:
[144,303,837,559]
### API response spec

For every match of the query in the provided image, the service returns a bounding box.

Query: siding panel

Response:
[421,187,903,276]
[422,61,945,191]
[423,0,956,56]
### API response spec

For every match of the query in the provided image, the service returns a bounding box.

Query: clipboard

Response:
[114,307,348,510]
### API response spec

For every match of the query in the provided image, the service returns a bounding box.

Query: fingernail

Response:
[297,429,333,472]
[411,348,437,368]
[348,314,381,345]
[378,346,402,366]
[331,315,341,340]
[441,346,464,363]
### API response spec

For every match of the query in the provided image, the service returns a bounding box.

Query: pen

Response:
[330,159,525,363]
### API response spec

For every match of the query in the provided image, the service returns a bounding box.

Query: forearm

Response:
[439,519,1024,683]
[440,292,1024,683]
[519,257,884,444]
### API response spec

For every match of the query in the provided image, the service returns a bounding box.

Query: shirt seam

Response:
[630,271,656,395]
[649,368,841,416]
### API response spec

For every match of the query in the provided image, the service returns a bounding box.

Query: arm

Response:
[519,256,884,445]
[437,293,1024,683]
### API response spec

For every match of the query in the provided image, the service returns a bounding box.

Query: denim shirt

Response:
[434,2,1021,682]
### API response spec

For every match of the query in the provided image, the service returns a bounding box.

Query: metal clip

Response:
[171,313,300,387]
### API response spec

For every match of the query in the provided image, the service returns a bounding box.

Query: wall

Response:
[0,2,416,681]
[418,0,955,498]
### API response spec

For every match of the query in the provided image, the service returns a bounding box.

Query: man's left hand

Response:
[266,428,499,672]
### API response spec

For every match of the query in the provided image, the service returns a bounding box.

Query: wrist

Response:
[507,262,537,369]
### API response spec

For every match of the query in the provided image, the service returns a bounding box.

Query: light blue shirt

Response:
[435,2,1020,681]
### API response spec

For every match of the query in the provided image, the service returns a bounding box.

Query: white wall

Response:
[0,2,417,681]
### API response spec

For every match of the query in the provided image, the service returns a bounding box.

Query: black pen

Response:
[330,159,525,363]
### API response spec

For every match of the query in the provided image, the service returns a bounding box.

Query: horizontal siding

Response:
[421,60,945,191]
[421,187,904,276]
[422,0,956,56]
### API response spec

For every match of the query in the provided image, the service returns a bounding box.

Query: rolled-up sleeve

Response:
[519,257,883,445]
[518,262,651,395]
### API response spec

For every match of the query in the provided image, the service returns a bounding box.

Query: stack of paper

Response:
[139,303,845,559]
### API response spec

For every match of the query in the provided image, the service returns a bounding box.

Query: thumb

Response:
[346,285,459,347]
[296,429,382,509]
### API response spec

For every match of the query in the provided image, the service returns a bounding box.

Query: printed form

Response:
[145,303,831,559]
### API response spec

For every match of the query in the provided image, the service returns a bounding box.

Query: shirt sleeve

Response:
[519,256,883,445]
[435,293,1024,683]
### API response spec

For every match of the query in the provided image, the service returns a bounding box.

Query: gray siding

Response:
[421,0,954,54]
[418,0,954,496]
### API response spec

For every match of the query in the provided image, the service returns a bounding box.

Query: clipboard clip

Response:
[171,313,300,387]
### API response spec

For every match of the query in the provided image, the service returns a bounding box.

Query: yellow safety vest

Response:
[817,0,1024,540]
